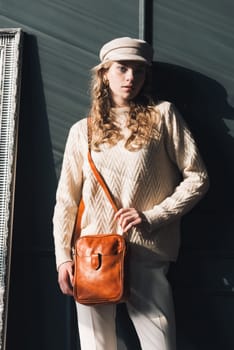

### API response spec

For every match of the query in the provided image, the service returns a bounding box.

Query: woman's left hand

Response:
[114,208,144,233]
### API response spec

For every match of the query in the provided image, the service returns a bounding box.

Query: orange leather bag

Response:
[73,233,128,305]
[73,118,129,305]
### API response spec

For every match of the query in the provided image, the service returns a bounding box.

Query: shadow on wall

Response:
[154,63,234,350]
[6,34,77,350]
[116,62,234,350]
[151,61,234,254]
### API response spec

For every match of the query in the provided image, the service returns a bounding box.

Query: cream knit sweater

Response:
[53,101,209,269]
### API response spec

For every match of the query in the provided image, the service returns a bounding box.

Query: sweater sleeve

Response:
[143,103,209,230]
[53,122,85,269]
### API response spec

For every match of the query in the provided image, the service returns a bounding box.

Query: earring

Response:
[103,77,109,87]
[103,78,109,98]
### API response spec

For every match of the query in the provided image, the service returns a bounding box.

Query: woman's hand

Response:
[58,261,74,296]
[114,207,145,233]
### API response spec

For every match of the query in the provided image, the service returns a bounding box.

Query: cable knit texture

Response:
[53,101,209,269]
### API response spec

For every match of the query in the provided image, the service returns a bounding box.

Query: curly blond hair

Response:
[89,61,161,151]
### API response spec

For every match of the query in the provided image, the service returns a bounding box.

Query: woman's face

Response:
[105,61,147,107]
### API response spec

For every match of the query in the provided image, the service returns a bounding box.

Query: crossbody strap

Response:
[87,117,118,213]
[73,118,119,241]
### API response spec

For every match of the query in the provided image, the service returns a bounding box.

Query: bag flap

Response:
[75,234,125,256]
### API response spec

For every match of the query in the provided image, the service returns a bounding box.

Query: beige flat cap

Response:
[99,37,154,65]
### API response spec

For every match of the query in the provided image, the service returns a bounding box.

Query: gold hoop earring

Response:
[103,78,109,88]
[103,78,109,97]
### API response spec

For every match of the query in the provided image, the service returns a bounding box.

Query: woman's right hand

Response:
[58,261,74,296]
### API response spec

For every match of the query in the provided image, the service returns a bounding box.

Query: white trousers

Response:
[76,245,176,350]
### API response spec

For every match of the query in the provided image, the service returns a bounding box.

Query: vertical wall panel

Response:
[0,1,139,350]
[152,1,234,349]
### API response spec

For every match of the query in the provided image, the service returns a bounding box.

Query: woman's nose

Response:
[126,69,134,81]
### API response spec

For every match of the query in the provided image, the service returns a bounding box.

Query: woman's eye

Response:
[118,66,127,73]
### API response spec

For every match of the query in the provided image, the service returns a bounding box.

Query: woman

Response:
[53,37,209,350]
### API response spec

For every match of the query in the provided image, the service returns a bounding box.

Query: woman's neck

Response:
[110,96,130,108]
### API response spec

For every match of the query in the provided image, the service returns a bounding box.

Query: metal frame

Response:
[0,28,23,350]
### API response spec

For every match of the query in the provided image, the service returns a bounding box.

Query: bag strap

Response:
[87,117,118,213]
[73,117,119,241]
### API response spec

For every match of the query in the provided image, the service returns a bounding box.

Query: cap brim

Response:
[103,53,150,65]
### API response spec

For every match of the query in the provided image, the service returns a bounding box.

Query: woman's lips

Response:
[122,85,133,91]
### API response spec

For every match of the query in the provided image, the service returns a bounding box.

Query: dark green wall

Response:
[152,2,234,349]
[0,1,233,349]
